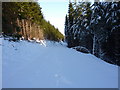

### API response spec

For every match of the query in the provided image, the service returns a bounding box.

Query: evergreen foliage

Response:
[2,2,64,41]
[65,1,120,66]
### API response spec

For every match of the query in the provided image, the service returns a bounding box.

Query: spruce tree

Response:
[65,15,69,42]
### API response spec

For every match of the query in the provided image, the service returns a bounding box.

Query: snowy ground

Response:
[1,37,118,88]
[0,37,2,89]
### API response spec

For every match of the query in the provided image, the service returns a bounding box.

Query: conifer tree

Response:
[65,1,120,65]
[65,15,69,42]
[3,2,64,41]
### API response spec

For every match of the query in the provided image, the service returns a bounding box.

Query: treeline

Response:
[2,2,64,41]
[65,1,120,65]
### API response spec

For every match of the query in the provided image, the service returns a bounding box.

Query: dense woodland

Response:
[2,2,64,41]
[65,1,120,65]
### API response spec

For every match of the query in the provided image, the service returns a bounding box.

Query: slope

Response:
[1,38,118,88]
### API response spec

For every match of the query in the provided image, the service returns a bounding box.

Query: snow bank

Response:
[2,38,118,88]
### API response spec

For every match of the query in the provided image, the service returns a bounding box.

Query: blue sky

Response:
[38,0,69,35]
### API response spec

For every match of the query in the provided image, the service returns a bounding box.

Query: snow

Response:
[1,37,118,88]
[0,37,2,90]
[98,16,101,20]
[36,39,46,47]
[105,13,109,18]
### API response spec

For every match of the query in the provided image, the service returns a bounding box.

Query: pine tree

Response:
[3,2,64,41]
[65,15,69,42]
[65,1,120,66]
[67,2,75,47]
